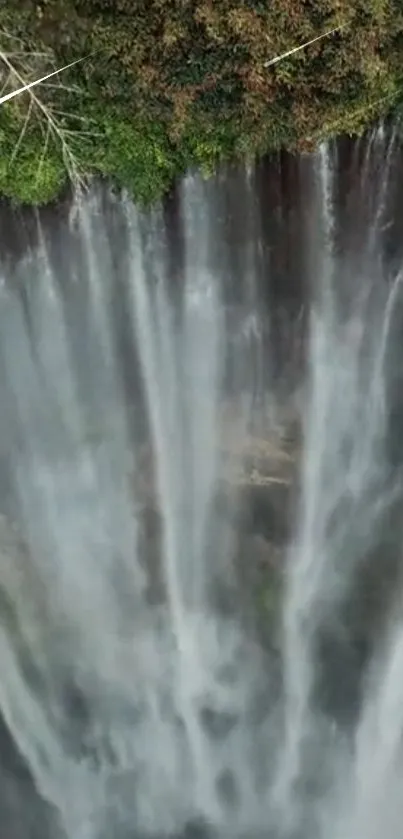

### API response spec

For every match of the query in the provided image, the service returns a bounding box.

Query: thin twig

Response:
[40,83,83,94]
[50,108,93,122]
[35,120,51,184]
[10,96,34,163]
[0,69,11,98]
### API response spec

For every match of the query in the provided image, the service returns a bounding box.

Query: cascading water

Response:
[0,123,403,839]
[272,130,403,837]
[0,169,280,839]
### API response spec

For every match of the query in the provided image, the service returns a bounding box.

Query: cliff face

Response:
[1,0,403,204]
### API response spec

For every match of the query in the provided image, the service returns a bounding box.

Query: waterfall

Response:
[0,171,278,839]
[272,127,403,838]
[0,126,403,839]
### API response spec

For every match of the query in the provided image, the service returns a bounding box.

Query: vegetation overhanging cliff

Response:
[0,0,403,206]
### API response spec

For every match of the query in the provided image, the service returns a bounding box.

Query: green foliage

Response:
[0,151,67,206]
[0,106,67,204]
[0,0,402,205]
[86,110,179,204]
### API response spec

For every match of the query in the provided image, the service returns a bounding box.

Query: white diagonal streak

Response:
[0,54,90,106]
[264,24,346,68]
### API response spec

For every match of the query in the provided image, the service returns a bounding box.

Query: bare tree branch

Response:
[0,33,97,190]
[0,54,92,106]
